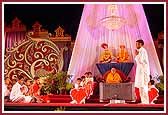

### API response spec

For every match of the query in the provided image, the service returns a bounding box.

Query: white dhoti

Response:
[24,96,32,103]
[139,85,149,104]
[12,95,32,103]
[10,82,32,103]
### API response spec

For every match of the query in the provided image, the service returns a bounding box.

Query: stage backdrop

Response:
[68,4,163,82]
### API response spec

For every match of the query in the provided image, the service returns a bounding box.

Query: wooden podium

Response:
[99,82,135,102]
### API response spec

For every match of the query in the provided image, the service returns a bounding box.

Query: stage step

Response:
[4,103,164,111]
[45,94,100,103]
[47,95,71,98]
[42,94,164,104]
[49,98,72,103]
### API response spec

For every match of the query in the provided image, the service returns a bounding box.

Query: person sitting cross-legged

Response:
[10,75,34,103]
[106,68,122,84]
[117,45,129,62]
[148,80,159,104]
[70,78,86,104]
[99,43,112,63]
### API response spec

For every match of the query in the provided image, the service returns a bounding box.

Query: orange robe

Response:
[117,50,129,62]
[106,72,122,83]
[100,49,112,63]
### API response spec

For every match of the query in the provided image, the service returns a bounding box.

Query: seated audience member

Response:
[81,76,86,87]
[30,76,44,103]
[85,72,92,83]
[84,72,89,78]
[86,71,94,83]
[74,78,83,89]
[148,80,159,104]
[70,78,86,104]
[11,78,17,86]
[4,77,11,101]
[87,72,94,82]
[31,76,41,97]
[106,68,122,83]
[117,45,129,62]
[99,43,112,63]
[10,75,33,103]
[22,78,32,96]
[5,83,13,102]
[7,83,13,93]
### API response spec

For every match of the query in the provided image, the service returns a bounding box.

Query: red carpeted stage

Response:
[4,95,164,111]
[4,103,164,111]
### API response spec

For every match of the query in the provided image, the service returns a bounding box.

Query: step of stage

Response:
[47,94,99,99]
[43,94,101,103]
[49,98,72,103]
[4,103,164,111]
[47,94,71,98]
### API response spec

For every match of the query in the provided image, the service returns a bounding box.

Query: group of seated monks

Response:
[99,43,129,63]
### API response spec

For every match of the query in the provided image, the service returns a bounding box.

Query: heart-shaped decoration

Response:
[85,81,93,97]
[85,84,92,96]
[148,88,159,103]
[70,87,87,104]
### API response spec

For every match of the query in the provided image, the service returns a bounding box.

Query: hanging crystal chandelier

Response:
[100,5,126,30]
[100,16,126,30]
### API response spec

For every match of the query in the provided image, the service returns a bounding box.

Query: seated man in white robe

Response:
[10,75,33,103]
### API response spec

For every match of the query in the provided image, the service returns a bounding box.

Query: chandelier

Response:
[100,5,126,30]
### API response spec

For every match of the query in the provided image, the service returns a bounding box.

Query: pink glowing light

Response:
[68,4,163,82]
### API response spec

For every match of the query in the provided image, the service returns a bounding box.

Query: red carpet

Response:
[5,102,164,108]
[4,95,164,111]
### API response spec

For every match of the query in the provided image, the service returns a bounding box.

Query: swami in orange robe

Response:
[99,43,112,63]
[106,68,122,83]
[117,45,129,62]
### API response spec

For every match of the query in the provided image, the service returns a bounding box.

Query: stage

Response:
[4,102,164,111]
[4,95,164,111]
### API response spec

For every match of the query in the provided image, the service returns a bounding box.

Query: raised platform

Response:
[4,95,164,111]
[4,103,164,111]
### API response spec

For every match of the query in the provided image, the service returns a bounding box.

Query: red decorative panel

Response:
[4,36,64,80]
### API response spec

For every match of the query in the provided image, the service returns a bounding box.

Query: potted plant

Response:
[154,75,164,104]
[65,83,74,94]
[54,71,72,94]
[155,75,164,95]
[43,71,72,94]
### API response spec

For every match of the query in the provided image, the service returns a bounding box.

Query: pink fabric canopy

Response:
[68,4,163,82]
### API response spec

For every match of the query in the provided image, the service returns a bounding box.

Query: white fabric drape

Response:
[68,4,163,82]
